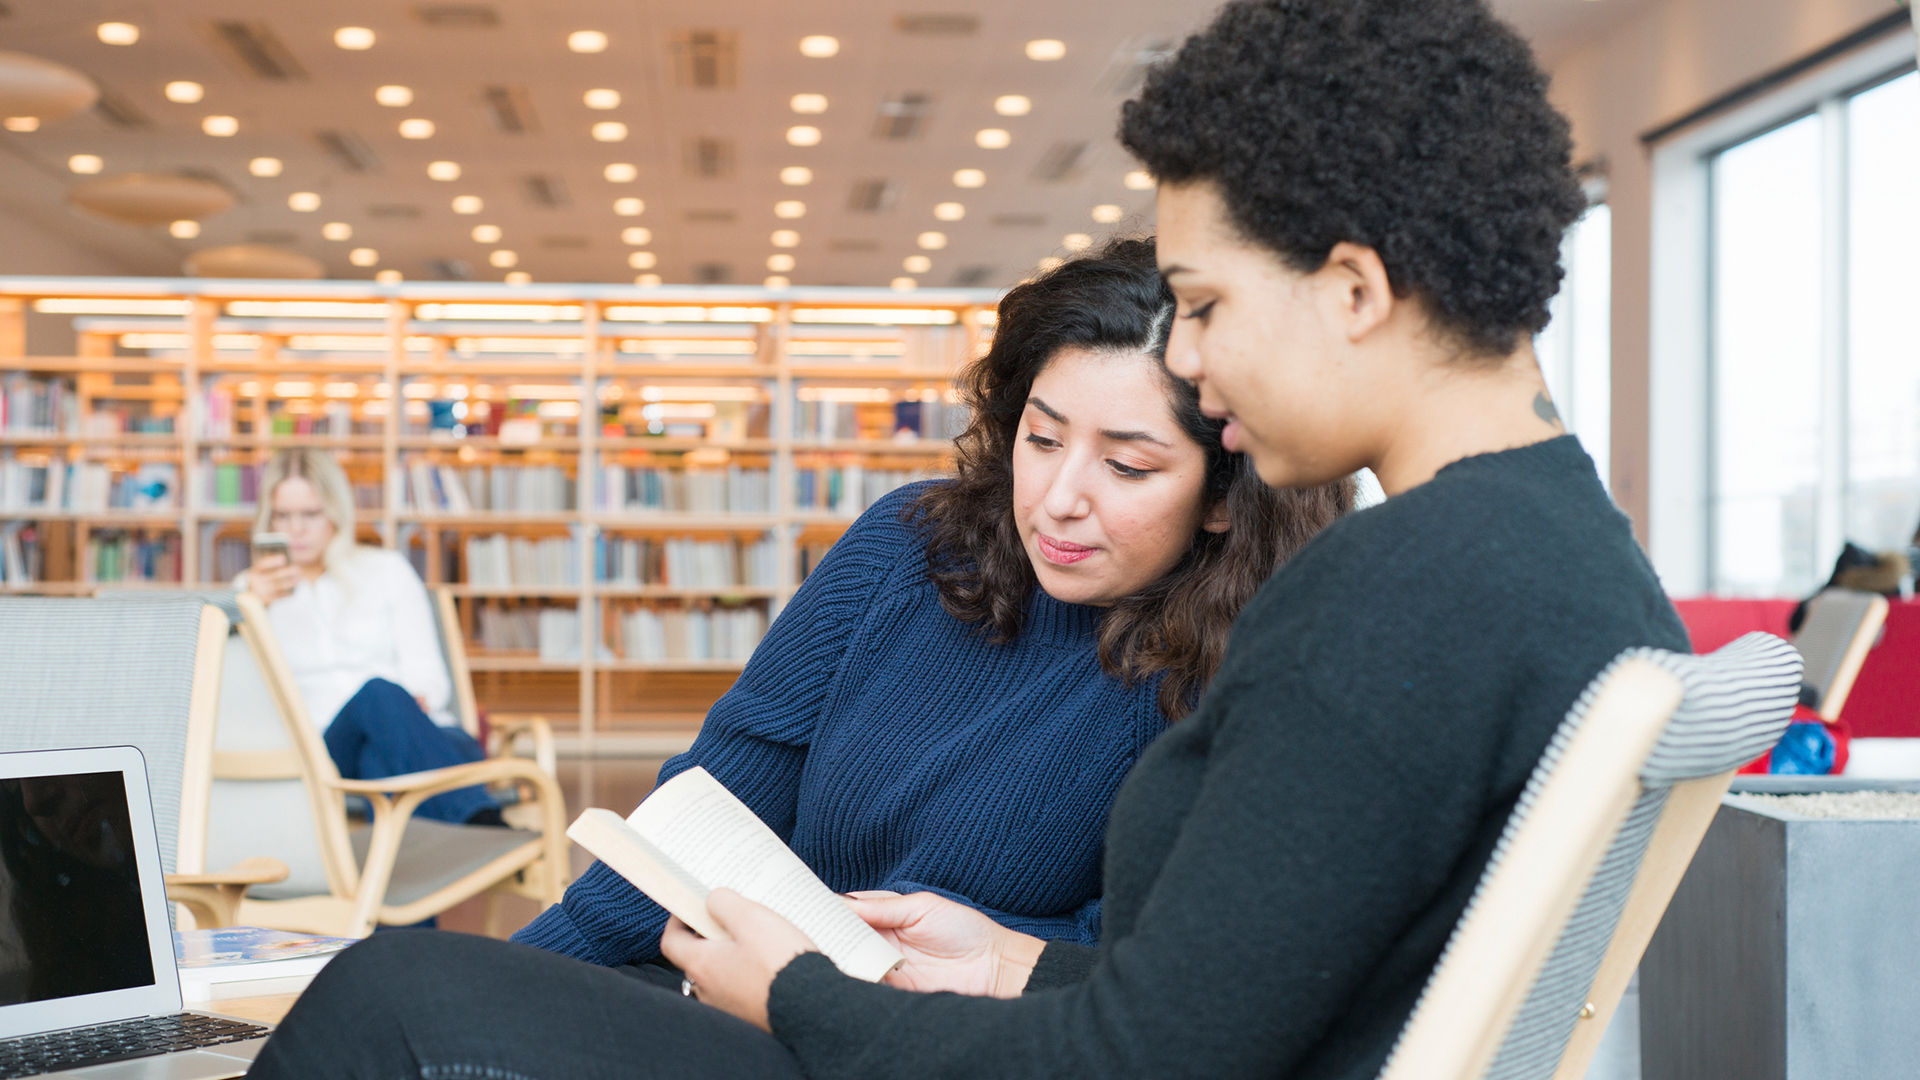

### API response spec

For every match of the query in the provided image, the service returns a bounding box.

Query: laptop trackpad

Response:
[68,1048,257,1080]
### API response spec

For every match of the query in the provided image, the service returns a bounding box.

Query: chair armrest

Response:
[487,714,557,778]
[165,856,290,887]
[325,756,553,800]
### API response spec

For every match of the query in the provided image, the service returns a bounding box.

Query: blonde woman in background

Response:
[238,449,505,826]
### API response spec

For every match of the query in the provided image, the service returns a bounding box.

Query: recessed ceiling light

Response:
[917,231,947,250]
[568,30,608,53]
[974,128,1010,149]
[489,250,518,268]
[994,95,1031,116]
[770,229,800,247]
[628,252,657,270]
[614,197,645,216]
[505,271,532,285]
[67,154,103,174]
[584,88,621,110]
[1025,39,1065,61]
[323,222,353,241]
[375,85,413,107]
[288,192,321,211]
[933,202,965,221]
[4,117,38,132]
[780,166,813,186]
[202,115,239,137]
[1123,170,1154,191]
[97,22,140,45]
[592,121,628,142]
[335,27,375,50]
[903,255,931,273]
[349,247,380,266]
[375,269,403,283]
[427,161,461,181]
[1062,233,1092,251]
[790,93,828,114]
[891,277,917,291]
[399,118,434,139]
[636,273,662,286]
[786,125,821,147]
[774,200,806,219]
[165,81,204,104]
[604,163,638,182]
[472,224,502,243]
[765,275,791,289]
[249,157,282,177]
[767,254,795,272]
[1091,204,1123,223]
[799,35,839,58]
[621,226,652,245]
[452,195,483,214]
[953,169,986,188]
[169,220,200,239]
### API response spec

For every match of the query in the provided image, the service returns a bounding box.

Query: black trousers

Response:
[247,930,806,1080]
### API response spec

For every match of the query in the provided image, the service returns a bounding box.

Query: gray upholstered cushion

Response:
[1383,632,1803,1080]
[348,819,541,908]
[0,596,213,875]
[96,587,246,628]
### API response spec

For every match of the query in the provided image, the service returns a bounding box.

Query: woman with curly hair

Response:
[251,1,1686,1077]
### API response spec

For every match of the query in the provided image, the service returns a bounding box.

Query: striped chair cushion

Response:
[1384,632,1803,1080]
[0,596,214,875]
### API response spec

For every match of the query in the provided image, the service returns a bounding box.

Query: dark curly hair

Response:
[913,238,1352,720]
[1118,0,1587,357]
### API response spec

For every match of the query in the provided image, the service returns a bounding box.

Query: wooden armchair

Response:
[1791,588,1890,722]
[218,591,569,937]
[0,595,290,929]
[1377,633,1803,1080]
[430,585,557,780]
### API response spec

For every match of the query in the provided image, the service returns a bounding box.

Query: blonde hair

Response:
[255,449,360,574]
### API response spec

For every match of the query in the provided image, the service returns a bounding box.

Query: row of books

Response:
[463,533,582,587]
[0,456,179,512]
[471,603,614,662]
[407,463,575,513]
[618,603,766,662]
[0,523,42,583]
[1,375,80,435]
[791,398,969,443]
[211,536,251,582]
[595,534,781,588]
[90,530,183,583]
[194,462,263,507]
[596,466,774,514]
[793,466,936,517]
[83,410,174,436]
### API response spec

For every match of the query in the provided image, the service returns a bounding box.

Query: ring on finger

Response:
[680,978,697,998]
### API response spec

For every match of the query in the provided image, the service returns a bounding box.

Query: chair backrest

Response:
[1791,588,1888,720]
[430,586,481,738]
[0,596,228,876]
[1378,632,1803,1080]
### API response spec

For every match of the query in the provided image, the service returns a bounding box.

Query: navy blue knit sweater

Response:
[512,482,1169,966]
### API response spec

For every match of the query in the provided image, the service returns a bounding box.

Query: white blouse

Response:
[237,547,454,732]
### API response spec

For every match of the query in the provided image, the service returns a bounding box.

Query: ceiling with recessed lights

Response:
[0,0,1648,289]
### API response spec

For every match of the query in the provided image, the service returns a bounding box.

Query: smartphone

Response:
[252,532,291,564]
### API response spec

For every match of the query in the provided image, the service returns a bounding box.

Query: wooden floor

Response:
[437,754,671,939]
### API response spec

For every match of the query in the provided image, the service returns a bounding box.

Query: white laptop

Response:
[0,747,272,1079]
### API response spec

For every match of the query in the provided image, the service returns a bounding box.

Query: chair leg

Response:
[482,889,506,938]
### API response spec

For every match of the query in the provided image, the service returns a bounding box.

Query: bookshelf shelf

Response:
[1,277,993,745]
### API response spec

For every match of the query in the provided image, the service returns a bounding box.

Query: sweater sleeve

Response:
[512,494,917,966]
[767,649,1501,1079]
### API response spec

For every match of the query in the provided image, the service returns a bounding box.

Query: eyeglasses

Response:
[269,509,331,530]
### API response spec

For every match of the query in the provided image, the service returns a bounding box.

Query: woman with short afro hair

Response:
[247,3,1690,1078]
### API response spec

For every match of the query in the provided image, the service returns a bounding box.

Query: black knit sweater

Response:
[767,437,1688,1080]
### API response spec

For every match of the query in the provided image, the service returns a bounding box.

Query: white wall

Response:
[1541,0,1904,583]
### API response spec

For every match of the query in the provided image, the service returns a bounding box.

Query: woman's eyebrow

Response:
[1027,397,1068,423]
[1100,428,1173,447]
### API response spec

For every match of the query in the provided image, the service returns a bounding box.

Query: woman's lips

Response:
[1036,533,1097,566]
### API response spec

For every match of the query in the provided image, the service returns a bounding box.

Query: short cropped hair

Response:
[1119,0,1587,357]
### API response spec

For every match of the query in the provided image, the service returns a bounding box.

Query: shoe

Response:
[464,806,509,828]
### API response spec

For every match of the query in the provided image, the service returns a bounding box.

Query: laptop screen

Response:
[0,771,157,1006]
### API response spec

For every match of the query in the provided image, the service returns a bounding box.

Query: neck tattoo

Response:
[1533,391,1562,427]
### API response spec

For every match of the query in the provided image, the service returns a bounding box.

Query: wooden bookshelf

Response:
[0,279,996,747]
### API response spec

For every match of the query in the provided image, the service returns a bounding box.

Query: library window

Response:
[1535,200,1612,492]
[1708,68,1919,598]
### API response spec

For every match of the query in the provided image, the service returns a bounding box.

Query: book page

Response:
[627,768,904,982]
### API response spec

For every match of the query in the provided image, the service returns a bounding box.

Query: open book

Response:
[567,767,905,982]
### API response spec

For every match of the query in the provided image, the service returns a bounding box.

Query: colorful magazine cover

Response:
[174,927,355,968]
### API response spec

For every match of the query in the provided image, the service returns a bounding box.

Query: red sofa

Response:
[1671,597,1920,738]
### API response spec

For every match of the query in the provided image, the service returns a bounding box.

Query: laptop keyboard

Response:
[0,1013,269,1078]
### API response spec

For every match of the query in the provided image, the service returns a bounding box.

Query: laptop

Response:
[0,747,273,1079]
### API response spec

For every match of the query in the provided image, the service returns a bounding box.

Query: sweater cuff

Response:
[1024,941,1097,992]
[769,951,902,1076]
[509,902,600,959]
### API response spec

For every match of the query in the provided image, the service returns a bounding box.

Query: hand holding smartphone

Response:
[247,532,297,603]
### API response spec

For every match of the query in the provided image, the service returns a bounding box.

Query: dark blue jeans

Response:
[322,678,497,824]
